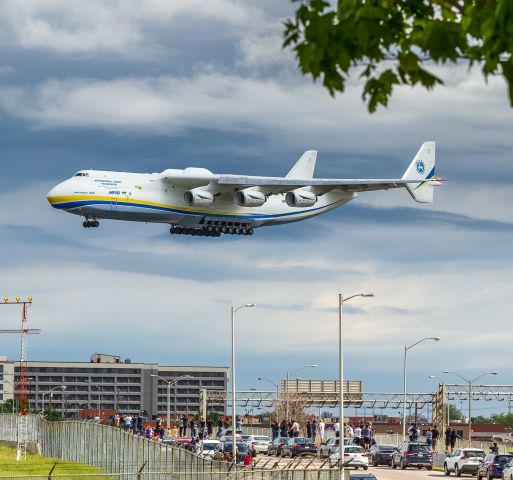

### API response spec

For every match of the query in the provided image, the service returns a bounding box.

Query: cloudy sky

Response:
[1,1,512,417]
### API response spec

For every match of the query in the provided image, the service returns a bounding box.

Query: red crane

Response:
[1,297,41,460]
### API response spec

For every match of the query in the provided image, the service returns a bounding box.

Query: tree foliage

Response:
[449,404,464,421]
[284,0,513,112]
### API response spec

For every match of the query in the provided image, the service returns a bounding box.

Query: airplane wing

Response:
[217,175,411,194]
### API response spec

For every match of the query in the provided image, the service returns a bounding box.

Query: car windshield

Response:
[202,443,218,450]
[346,446,365,453]
[224,443,249,453]
[464,450,485,458]
[254,436,270,441]
[379,445,396,451]
[275,437,289,444]
[496,455,513,463]
[241,435,251,440]
[408,444,429,452]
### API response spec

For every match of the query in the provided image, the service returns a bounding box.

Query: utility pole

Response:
[0,296,40,461]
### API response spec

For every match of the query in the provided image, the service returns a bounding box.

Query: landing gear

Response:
[83,218,99,228]
[169,223,254,237]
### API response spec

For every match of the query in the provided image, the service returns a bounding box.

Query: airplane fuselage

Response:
[47,170,356,232]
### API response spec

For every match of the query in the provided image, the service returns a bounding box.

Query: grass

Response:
[0,446,111,478]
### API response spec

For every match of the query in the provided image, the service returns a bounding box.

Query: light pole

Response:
[150,374,193,432]
[285,364,318,423]
[231,303,255,465]
[402,337,440,439]
[443,370,498,441]
[339,293,374,480]
[257,377,279,424]
[429,375,450,434]
[42,385,67,415]
[86,381,101,420]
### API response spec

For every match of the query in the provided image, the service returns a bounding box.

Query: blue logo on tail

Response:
[415,160,425,175]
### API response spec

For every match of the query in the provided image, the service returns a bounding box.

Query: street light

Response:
[257,377,279,424]
[150,374,193,432]
[429,375,450,433]
[86,381,101,420]
[402,337,440,438]
[231,303,255,465]
[42,385,67,415]
[339,293,374,479]
[443,370,498,441]
[285,364,318,423]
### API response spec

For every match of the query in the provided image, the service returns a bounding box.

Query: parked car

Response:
[502,459,513,480]
[267,437,289,456]
[219,429,243,442]
[244,435,271,454]
[349,474,377,479]
[319,437,340,458]
[443,447,485,476]
[213,441,250,463]
[329,445,369,470]
[196,439,221,459]
[368,444,398,466]
[391,441,432,470]
[281,437,318,458]
[477,453,513,480]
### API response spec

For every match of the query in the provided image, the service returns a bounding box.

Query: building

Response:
[0,353,228,418]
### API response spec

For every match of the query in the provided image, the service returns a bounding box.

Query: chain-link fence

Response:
[0,415,344,480]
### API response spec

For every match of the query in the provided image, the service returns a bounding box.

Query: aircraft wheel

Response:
[93,220,99,227]
[83,221,89,228]
[248,228,254,235]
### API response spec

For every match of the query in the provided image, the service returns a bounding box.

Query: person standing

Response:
[180,415,187,437]
[319,419,325,442]
[190,419,196,438]
[353,424,362,446]
[280,420,287,437]
[450,428,457,453]
[431,425,439,451]
[445,428,451,453]
[311,419,317,441]
[345,423,354,439]
[306,420,312,439]
[271,421,279,440]
[362,423,372,450]
[334,418,340,438]
[425,426,433,449]
[207,419,213,438]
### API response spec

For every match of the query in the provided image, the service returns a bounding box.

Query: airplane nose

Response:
[47,183,63,208]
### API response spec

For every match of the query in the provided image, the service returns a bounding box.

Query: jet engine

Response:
[184,188,214,206]
[285,189,317,207]
[234,189,266,207]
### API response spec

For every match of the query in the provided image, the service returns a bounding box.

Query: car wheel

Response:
[427,466,432,471]
[400,459,407,470]
[444,463,451,476]
[455,464,461,477]
[364,466,368,471]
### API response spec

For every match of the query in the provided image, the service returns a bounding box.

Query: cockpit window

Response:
[74,172,89,177]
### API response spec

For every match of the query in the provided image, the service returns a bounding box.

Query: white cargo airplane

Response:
[47,141,441,237]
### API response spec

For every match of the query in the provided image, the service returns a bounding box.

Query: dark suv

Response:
[391,441,432,470]
[477,453,513,479]
[368,444,398,466]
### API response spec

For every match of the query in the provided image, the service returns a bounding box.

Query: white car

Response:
[503,459,513,480]
[443,448,485,476]
[196,439,221,459]
[244,435,271,454]
[330,445,369,470]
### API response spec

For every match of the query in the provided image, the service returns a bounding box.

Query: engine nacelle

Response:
[234,189,266,207]
[184,188,214,206]
[285,189,317,208]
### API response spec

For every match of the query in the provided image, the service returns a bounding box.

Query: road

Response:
[365,466,446,479]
